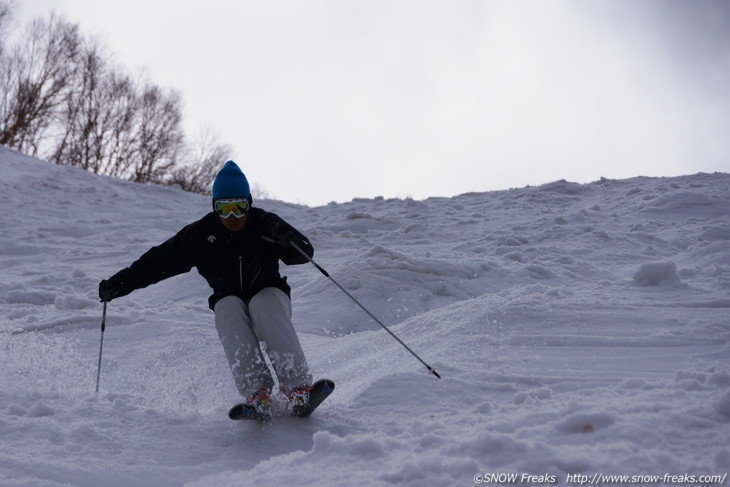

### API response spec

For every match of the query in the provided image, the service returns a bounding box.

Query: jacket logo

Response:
[207,235,216,243]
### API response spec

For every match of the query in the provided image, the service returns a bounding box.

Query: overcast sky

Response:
[15,0,730,206]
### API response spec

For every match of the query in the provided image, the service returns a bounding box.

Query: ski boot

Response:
[286,385,311,416]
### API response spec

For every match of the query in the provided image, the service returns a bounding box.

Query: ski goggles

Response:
[214,198,250,218]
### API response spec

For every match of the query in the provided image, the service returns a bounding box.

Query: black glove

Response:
[99,279,123,302]
[269,222,296,247]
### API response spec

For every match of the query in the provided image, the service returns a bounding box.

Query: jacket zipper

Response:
[239,256,243,292]
[239,256,262,294]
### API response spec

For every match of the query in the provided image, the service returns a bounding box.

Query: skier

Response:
[98,160,314,418]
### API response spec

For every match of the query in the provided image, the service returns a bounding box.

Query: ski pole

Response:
[290,241,441,379]
[95,301,107,394]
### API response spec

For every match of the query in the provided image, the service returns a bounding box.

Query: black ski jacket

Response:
[104,208,313,309]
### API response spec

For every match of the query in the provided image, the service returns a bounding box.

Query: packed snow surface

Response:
[1,145,729,486]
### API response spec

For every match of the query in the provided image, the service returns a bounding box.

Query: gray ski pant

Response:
[214,288,312,398]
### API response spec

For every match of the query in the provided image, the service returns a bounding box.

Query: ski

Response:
[228,378,335,421]
[292,379,335,418]
[228,403,271,421]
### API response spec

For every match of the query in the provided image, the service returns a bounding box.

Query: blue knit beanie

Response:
[212,161,250,200]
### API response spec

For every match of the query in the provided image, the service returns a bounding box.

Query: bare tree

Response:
[128,82,184,184]
[0,1,13,52]
[0,6,234,195]
[0,13,80,154]
[98,71,138,178]
[167,127,232,194]
[50,38,137,179]
[50,48,186,186]
[0,2,13,119]
[50,37,105,170]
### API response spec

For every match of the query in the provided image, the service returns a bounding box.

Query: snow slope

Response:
[1,145,729,486]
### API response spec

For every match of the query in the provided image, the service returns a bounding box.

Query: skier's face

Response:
[220,213,248,232]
